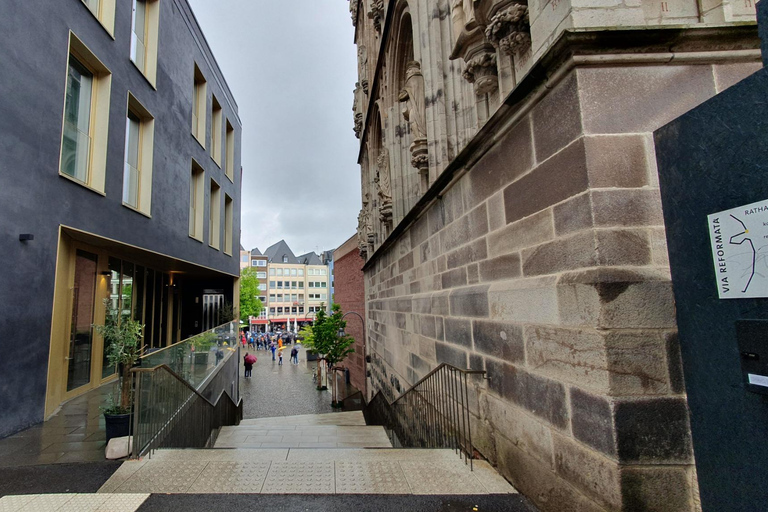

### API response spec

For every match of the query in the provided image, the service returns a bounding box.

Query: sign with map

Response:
[708,199,768,299]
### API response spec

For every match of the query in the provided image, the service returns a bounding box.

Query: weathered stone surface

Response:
[620,466,695,512]
[469,353,485,371]
[478,253,522,282]
[532,72,583,162]
[665,331,686,394]
[485,394,554,468]
[503,138,589,225]
[605,331,670,395]
[522,231,597,276]
[442,182,465,226]
[713,62,762,93]
[467,262,480,284]
[487,191,506,232]
[431,293,450,316]
[553,434,622,510]
[578,65,717,135]
[435,341,468,368]
[398,251,414,273]
[614,398,694,464]
[591,189,664,228]
[584,134,650,188]
[434,316,445,341]
[419,314,437,339]
[446,238,488,269]
[466,118,535,207]
[570,387,617,457]
[496,435,606,512]
[468,203,489,239]
[444,317,473,348]
[473,319,524,363]
[410,213,430,248]
[440,215,471,252]
[553,192,592,236]
[489,276,560,325]
[449,285,491,318]
[427,201,445,236]
[649,227,670,267]
[440,267,467,289]
[488,209,555,258]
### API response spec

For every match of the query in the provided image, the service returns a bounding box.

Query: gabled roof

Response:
[250,247,262,256]
[264,240,298,264]
[239,244,245,251]
[297,252,322,265]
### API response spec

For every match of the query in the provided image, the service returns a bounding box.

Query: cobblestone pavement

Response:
[239,348,337,419]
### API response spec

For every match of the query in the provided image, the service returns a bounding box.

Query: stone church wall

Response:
[351,0,761,510]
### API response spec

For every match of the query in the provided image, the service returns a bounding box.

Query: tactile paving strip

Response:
[261,462,334,494]
[398,461,488,494]
[188,461,271,493]
[115,461,208,493]
[335,461,411,494]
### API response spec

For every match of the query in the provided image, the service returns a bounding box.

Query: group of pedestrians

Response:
[242,330,301,377]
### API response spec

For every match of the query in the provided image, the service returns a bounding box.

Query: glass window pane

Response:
[123,113,141,207]
[62,56,93,183]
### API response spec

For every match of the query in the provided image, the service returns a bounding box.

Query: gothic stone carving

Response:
[353,82,364,138]
[368,0,384,34]
[358,193,374,257]
[375,149,393,224]
[350,0,359,27]
[358,46,369,94]
[450,0,498,95]
[462,50,498,95]
[485,3,531,56]
[398,61,429,180]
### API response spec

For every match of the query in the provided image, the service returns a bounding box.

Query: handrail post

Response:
[131,370,141,458]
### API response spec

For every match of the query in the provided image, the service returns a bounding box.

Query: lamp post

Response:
[338,311,367,399]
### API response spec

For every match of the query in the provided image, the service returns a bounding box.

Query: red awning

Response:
[250,320,269,325]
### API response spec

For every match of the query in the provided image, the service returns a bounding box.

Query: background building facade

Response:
[351,0,761,510]
[0,0,242,437]
[333,235,367,394]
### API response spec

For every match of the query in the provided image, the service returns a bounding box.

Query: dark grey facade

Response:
[0,0,242,437]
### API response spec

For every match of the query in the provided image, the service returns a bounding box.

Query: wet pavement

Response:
[239,347,341,419]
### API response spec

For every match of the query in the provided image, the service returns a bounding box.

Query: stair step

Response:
[216,424,392,448]
[238,411,366,427]
[98,448,518,495]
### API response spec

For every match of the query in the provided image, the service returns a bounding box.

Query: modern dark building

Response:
[0,0,242,437]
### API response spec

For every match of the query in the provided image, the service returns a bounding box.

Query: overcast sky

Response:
[187,0,360,256]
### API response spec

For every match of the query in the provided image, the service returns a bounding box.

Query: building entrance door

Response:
[66,249,98,392]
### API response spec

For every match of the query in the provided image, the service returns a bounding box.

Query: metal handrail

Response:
[139,320,237,360]
[364,363,486,469]
[129,345,242,458]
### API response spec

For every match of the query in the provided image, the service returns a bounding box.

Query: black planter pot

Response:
[306,351,318,361]
[104,413,132,444]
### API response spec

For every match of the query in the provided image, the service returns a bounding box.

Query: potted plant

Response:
[191,330,217,365]
[298,325,319,362]
[93,301,143,444]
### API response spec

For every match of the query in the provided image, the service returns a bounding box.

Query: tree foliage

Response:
[239,267,263,321]
[310,303,355,367]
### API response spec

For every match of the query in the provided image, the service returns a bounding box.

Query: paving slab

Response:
[0,493,149,512]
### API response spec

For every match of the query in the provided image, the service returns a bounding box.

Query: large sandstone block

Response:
[472,319,525,363]
[532,71,583,162]
[553,192,592,236]
[484,394,555,469]
[557,268,676,329]
[584,134,651,188]
[620,466,696,512]
[478,253,522,282]
[553,433,622,510]
[504,138,589,225]
[449,285,491,317]
[488,209,555,258]
[489,275,560,325]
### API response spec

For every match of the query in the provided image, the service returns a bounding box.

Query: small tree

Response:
[239,268,263,322]
[309,303,355,401]
[93,300,143,414]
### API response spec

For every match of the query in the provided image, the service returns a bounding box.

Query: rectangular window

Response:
[298,269,304,277]
[269,294,275,301]
[258,284,266,291]
[298,282,304,289]
[291,269,297,276]
[192,64,207,146]
[257,271,267,279]
[224,194,233,254]
[81,0,116,35]
[308,269,314,276]
[269,280,276,288]
[256,260,266,267]
[60,34,111,193]
[269,308,275,315]
[188,160,204,240]
[122,93,154,215]
[309,282,314,288]
[299,307,304,313]
[277,294,283,302]
[277,281,283,289]
[292,294,298,302]
[292,281,297,289]
[277,307,283,314]
[320,294,327,300]
[211,95,223,166]
[251,261,257,266]
[225,120,235,182]
[131,0,158,84]
[209,179,221,249]
[277,268,283,276]
[269,268,275,276]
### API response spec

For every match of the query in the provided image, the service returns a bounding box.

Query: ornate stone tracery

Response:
[358,46,369,95]
[357,192,374,257]
[353,83,364,139]
[398,60,429,187]
[462,51,498,94]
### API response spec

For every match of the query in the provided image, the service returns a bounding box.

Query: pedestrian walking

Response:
[270,341,277,361]
[278,349,284,366]
[243,353,256,378]
[290,346,298,365]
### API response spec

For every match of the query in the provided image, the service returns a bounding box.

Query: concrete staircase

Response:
[97,411,519,495]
